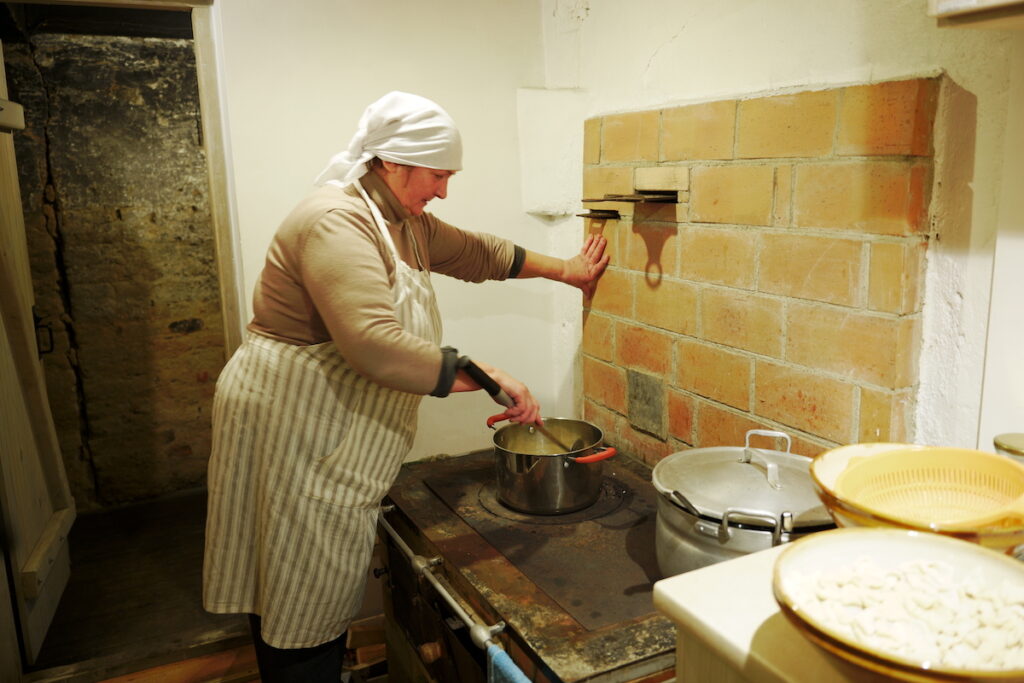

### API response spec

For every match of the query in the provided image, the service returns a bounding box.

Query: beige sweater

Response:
[248,172,515,394]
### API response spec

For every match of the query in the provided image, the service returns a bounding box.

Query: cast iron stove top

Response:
[384,450,675,682]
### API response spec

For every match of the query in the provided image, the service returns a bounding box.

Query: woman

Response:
[203,91,607,682]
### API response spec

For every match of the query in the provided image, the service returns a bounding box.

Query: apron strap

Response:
[354,179,429,272]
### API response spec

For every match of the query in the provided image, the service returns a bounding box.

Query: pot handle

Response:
[739,451,782,490]
[670,490,701,517]
[719,507,793,546]
[569,447,617,464]
[486,413,511,429]
[743,429,791,453]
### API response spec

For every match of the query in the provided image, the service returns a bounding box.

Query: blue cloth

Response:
[487,643,531,683]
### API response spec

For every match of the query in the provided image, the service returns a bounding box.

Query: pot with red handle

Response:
[488,414,617,515]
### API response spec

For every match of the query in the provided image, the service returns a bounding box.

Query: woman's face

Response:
[381,163,455,216]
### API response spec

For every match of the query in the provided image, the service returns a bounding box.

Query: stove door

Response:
[380,532,487,683]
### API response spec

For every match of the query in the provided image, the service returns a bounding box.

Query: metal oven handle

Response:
[378,507,506,650]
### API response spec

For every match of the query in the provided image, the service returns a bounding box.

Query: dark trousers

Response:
[248,614,347,683]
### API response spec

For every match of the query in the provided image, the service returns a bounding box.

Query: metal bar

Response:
[378,511,505,650]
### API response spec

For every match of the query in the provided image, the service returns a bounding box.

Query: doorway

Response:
[1,2,246,679]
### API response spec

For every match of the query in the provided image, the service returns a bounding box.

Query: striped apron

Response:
[203,183,442,649]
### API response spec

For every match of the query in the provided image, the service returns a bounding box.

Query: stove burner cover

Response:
[478,477,630,524]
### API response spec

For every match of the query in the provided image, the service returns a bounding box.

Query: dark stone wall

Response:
[4,33,225,509]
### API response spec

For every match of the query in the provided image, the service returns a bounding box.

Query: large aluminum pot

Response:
[652,430,834,577]
[490,416,617,515]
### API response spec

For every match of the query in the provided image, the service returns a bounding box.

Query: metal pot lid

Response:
[652,441,831,528]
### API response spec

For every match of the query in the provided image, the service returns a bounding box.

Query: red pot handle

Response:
[487,412,511,429]
[571,447,617,464]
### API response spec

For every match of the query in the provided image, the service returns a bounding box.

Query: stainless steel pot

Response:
[490,416,617,515]
[652,430,834,577]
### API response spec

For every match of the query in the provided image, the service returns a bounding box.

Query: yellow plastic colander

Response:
[834,447,1024,530]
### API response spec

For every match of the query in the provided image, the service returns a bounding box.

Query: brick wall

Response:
[581,78,938,464]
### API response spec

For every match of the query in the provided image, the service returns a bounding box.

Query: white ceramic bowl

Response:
[773,527,1024,682]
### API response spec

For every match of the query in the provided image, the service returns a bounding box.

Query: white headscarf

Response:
[314,91,463,187]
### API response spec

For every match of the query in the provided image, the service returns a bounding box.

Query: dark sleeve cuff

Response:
[430,346,460,397]
[508,244,526,279]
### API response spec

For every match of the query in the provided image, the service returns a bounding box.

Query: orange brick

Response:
[889,389,914,443]
[754,361,856,443]
[678,225,757,288]
[584,399,622,443]
[793,161,929,235]
[868,239,925,314]
[582,357,626,413]
[693,402,824,454]
[661,100,736,161]
[859,386,893,443]
[701,288,783,357]
[695,401,768,448]
[583,166,634,199]
[635,165,690,192]
[589,268,633,318]
[585,216,621,266]
[582,311,615,362]
[837,79,938,157]
[615,322,673,376]
[773,165,793,227]
[602,110,660,163]
[583,117,602,164]
[676,339,751,410]
[633,202,679,224]
[786,303,919,389]
[907,164,931,237]
[667,389,695,444]
[624,221,679,275]
[616,424,677,466]
[737,89,837,159]
[759,233,862,306]
[636,278,698,335]
[691,165,773,226]
[783,435,832,459]
[674,202,690,223]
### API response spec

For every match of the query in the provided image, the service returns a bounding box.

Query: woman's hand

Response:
[488,366,541,425]
[559,234,609,298]
[453,360,542,425]
[514,235,610,299]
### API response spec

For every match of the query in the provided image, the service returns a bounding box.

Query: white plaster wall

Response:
[532,0,1024,450]
[978,39,1024,452]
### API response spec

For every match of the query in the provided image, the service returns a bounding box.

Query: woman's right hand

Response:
[487,366,542,425]
[453,360,542,425]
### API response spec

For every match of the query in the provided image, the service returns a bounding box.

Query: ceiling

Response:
[1,2,192,42]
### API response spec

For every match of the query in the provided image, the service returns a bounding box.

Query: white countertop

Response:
[652,546,891,683]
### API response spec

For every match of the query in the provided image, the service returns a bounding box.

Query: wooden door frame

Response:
[10,0,246,355]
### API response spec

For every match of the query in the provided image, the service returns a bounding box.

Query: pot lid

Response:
[995,433,1024,458]
[652,444,832,528]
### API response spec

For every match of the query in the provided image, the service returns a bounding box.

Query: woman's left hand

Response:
[560,234,609,298]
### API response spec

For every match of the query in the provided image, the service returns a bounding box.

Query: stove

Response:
[379,449,675,683]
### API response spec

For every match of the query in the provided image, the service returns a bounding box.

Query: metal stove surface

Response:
[384,450,675,683]
[423,461,660,630]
